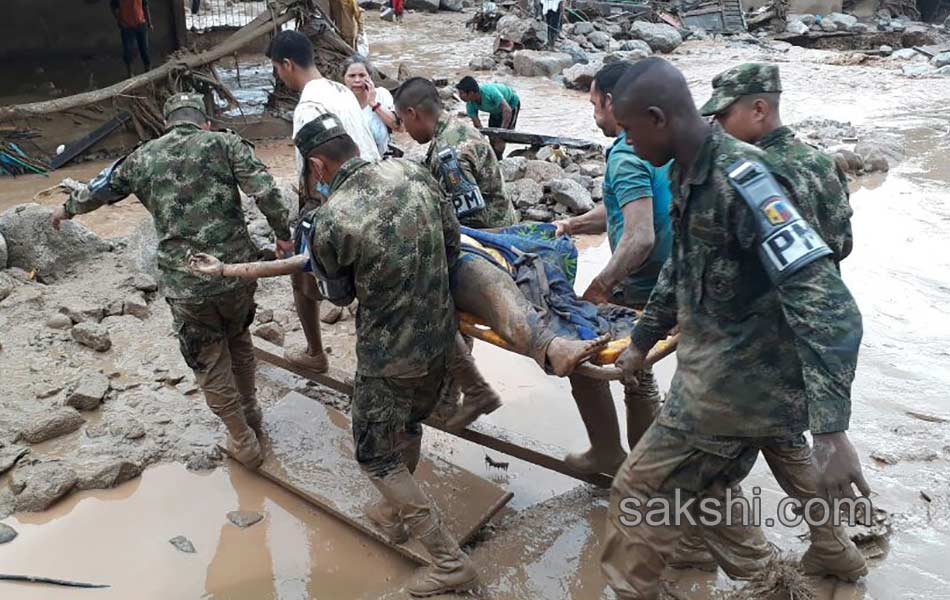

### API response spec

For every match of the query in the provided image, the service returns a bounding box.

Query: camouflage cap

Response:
[294,113,348,158]
[699,63,782,116]
[163,92,208,120]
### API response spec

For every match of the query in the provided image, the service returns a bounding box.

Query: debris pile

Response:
[500,145,606,222]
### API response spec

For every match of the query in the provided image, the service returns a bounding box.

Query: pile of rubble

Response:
[791,118,906,176]
[500,145,606,222]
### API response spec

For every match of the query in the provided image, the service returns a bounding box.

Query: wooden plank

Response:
[477,128,601,150]
[224,392,513,565]
[49,112,131,170]
[253,338,615,488]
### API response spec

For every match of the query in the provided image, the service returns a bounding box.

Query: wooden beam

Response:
[49,112,131,170]
[478,128,601,150]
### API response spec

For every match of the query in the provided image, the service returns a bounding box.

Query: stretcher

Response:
[457,312,679,380]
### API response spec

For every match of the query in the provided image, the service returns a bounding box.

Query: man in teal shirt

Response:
[456,76,521,157]
[555,61,672,475]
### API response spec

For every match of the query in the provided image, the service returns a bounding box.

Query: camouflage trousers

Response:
[352,353,451,479]
[601,422,775,600]
[166,284,258,418]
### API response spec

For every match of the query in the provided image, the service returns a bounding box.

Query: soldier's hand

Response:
[50,205,70,231]
[275,238,294,257]
[581,278,610,305]
[188,253,224,276]
[553,219,572,237]
[615,343,646,388]
[813,431,872,521]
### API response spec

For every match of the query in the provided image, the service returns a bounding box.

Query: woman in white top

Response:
[343,56,401,157]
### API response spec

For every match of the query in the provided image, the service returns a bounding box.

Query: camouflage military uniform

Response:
[425,113,517,230]
[64,93,290,432]
[308,156,460,478]
[601,126,864,598]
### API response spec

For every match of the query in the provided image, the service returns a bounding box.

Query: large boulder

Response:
[440,0,464,10]
[620,39,652,54]
[405,0,440,11]
[506,179,544,210]
[127,218,160,281]
[629,22,682,54]
[786,19,810,35]
[500,157,528,181]
[902,25,937,48]
[930,51,950,68]
[854,134,905,170]
[0,203,110,280]
[572,21,595,36]
[562,61,603,91]
[496,15,548,50]
[10,460,78,512]
[587,31,612,50]
[548,179,594,213]
[469,56,496,71]
[512,50,575,77]
[825,12,857,30]
[523,160,564,183]
[0,232,7,269]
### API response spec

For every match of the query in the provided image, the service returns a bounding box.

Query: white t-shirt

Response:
[362,87,394,157]
[293,78,380,178]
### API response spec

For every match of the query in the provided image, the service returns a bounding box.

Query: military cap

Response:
[700,63,782,116]
[294,113,348,158]
[163,92,208,120]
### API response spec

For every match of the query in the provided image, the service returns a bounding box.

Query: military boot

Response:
[219,406,263,469]
[406,519,479,597]
[668,532,718,572]
[443,336,502,432]
[564,374,626,477]
[364,499,409,545]
[800,522,867,581]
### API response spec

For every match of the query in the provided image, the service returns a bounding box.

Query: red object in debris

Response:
[392,0,405,16]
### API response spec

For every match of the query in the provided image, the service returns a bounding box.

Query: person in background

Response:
[343,56,400,157]
[111,0,152,78]
[539,0,566,49]
[455,76,521,158]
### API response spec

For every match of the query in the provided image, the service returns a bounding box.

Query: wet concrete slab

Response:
[228,391,513,565]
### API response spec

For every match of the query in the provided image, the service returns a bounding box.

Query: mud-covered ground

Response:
[2,9,950,600]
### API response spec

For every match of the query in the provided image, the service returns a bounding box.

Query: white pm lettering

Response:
[764,219,826,271]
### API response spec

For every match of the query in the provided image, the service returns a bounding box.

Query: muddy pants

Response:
[611,288,661,451]
[166,285,258,420]
[449,257,556,369]
[352,353,451,480]
[601,423,774,600]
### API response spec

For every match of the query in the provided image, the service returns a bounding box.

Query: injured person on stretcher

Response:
[190,222,664,475]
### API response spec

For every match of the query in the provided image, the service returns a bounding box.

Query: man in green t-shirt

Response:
[456,76,521,158]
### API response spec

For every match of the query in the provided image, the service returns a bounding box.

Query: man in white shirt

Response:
[267,30,381,374]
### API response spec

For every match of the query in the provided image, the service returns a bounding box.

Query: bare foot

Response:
[547,334,610,377]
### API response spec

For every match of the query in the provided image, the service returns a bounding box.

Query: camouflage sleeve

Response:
[458,139,483,187]
[227,135,290,241]
[630,255,678,352]
[308,211,354,275]
[776,258,862,433]
[834,164,855,261]
[64,154,136,217]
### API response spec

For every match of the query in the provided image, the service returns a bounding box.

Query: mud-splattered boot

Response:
[219,407,263,469]
[800,523,868,581]
[443,335,502,432]
[407,519,479,597]
[668,531,719,572]
[364,499,409,544]
[624,368,661,452]
[564,375,626,477]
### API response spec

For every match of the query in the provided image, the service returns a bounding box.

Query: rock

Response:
[568,174,593,191]
[579,162,605,178]
[46,313,73,330]
[169,535,196,553]
[591,176,604,201]
[72,322,112,352]
[523,160,564,183]
[0,275,13,303]
[562,61,602,91]
[58,300,104,324]
[930,51,950,68]
[512,50,575,77]
[123,293,150,320]
[65,371,110,411]
[0,523,16,544]
[124,273,158,293]
[855,135,905,169]
[523,207,555,222]
[109,417,146,440]
[936,66,950,76]
[496,15,548,50]
[405,0,439,10]
[902,63,935,76]
[10,461,78,512]
[76,457,142,490]
[500,157,528,181]
[439,0,463,11]
[788,13,815,26]
[0,232,6,269]
[902,25,936,47]
[127,219,159,281]
[557,40,590,65]
[0,445,29,475]
[833,149,864,175]
[256,308,274,324]
[0,203,110,280]
[20,408,84,443]
[825,12,857,30]
[891,48,918,60]
[253,322,285,346]
[786,19,809,35]
[506,179,544,209]
[587,31,612,50]
[862,150,890,172]
[880,45,893,53]
[848,22,870,33]
[469,56,496,71]
[620,39,652,54]
[572,21,594,36]
[548,179,594,213]
[227,510,264,528]
[628,21,682,54]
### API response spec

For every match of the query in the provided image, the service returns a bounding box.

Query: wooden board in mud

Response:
[477,128,602,151]
[224,392,514,566]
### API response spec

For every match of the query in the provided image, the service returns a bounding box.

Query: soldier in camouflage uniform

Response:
[192,113,475,596]
[700,62,853,262]
[393,77,516,431]
[600,58,871,599]
[51,93,292,469]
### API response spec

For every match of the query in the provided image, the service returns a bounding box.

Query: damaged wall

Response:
[1,0,185,98]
